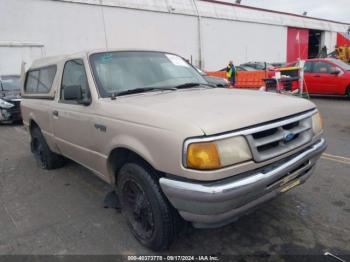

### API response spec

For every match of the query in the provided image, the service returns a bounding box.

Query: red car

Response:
[302,58,350,97]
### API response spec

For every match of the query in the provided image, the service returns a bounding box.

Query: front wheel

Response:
[118,162,179,251]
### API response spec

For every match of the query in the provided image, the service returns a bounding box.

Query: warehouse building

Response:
[0,0,349,75]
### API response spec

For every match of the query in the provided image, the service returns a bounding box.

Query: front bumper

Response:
[160,138,327,228]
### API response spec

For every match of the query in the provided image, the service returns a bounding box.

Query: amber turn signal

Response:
[186,142,221,170]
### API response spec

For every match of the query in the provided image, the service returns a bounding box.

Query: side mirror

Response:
[330,69,341,75]
[63,85,82,100]
[78,98,92,106]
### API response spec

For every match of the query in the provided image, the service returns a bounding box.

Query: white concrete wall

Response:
[102,7,199,64]
[0,0,107,53]
[0,0,107,74]
[0,0,200,74]
[201,18,287,70]
[323,31,338,51]
[0,0,347,74]
[0,45,43,75]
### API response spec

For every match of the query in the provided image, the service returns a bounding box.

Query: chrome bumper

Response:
[160,138,327,228]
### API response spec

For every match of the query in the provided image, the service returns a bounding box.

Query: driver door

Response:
[303,61,316,93]
[307,61,338,94]
[52,59,97,170]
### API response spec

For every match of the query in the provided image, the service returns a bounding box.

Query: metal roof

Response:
[201,0,350,25]
[30,55,70,69]
[49,0,350,32]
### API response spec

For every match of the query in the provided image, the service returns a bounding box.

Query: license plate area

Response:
[266,160,311,190]
[279,179,301,193]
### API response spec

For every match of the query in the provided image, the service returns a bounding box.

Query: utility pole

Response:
[99,0,109,49]
[192,0,203,69]
[299,59,305,96]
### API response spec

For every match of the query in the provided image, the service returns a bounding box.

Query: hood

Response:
[203,76,228,87]
[102,88,315,136]
[0,90,21,100]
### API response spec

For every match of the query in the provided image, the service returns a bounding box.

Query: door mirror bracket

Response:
[330,69,341,75]
[78,98,92,106]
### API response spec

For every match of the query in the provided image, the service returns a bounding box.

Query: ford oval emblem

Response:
[283,132,295,143]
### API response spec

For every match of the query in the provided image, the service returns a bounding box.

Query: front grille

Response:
[10,100,21,109]
[7,100,21,112]
[246,113,313,162]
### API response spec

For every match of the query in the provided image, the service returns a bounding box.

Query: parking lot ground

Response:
[0,97,350,260]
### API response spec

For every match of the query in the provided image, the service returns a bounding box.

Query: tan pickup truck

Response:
[21,50,326,251]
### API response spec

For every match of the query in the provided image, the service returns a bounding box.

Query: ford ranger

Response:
[21,50,327,251]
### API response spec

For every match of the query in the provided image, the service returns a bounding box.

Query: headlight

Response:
[312,112,323,135]
[0,99,14,109]
[186,136,252,170]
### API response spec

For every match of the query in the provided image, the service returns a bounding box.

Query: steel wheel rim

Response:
[122,179,155,240]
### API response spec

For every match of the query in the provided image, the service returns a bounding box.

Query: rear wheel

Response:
[30,127,65,169]
[118,162,179,251]
[346,86,350,98]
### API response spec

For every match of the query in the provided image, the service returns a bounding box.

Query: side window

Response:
[26,70,40,92]
[25,66,56,93]
[313,62,334,74]
[61,59,90,103]
[304,62,313,73]
[38,67,57,92]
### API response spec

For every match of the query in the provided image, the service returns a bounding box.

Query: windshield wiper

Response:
[113,83,212,98]
[174,82,213,89]
[115,87,176,97]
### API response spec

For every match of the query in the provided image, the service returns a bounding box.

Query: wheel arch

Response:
[107,146,160,186]
[29,119,40,135]
[346,84,350,96]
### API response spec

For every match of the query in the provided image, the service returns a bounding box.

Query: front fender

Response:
[106,134,158,184]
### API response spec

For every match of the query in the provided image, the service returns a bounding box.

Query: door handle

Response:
[94,123,107,132]
[53,110,59,117]
[314,75,321,77]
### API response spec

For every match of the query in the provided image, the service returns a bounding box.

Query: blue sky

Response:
[221,0,349,23]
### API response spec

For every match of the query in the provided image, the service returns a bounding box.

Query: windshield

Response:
[195,67,206,76]
[0,75,21,91]
[330,59,350,71]
[90,51,207,97]
[240,66,256,71]
[242,63,271,70]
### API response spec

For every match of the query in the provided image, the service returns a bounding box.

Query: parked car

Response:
[236,65,257,71]
[240,62,275,71]
[270,62,286,68]
[299,58,350,97]
[218,65,257,72]
[195,67,229,88]
[0,75,22,123]
[21,50,326,251]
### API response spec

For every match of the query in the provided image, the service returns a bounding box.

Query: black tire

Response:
[30,127,65,170]
[346,86,350,98]
[118,162,178,251]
